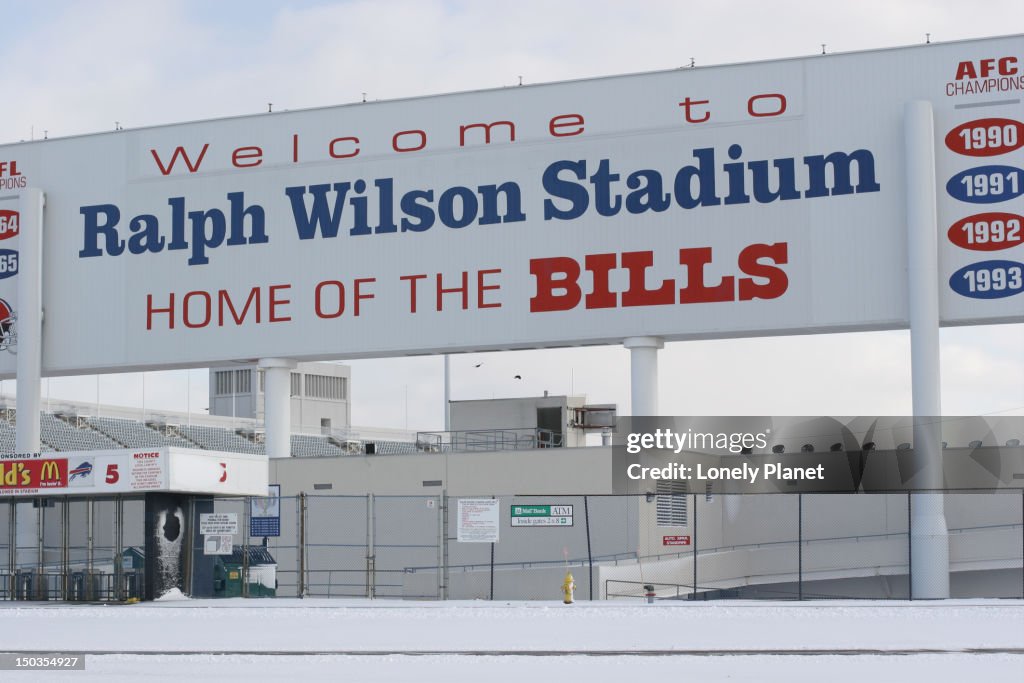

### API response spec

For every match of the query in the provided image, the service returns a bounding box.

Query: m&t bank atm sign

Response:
[511,505,574,527]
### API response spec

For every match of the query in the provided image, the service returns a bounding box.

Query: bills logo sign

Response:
[0,297,14,353]
[69,461,93,486]
[0,459,68,489]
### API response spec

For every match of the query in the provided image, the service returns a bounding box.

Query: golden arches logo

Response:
[39,460,61,482]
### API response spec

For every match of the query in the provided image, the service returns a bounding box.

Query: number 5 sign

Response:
[92,451,168,492]
[94,455,125,491]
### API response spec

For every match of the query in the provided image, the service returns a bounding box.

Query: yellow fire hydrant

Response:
[561,571,576,604]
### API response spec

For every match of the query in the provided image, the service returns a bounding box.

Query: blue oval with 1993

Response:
[946,165,1024,203]
[0,249,18,279]
[949,260,1024,299]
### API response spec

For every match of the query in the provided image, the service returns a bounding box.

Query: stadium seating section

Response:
[0,410,418,457]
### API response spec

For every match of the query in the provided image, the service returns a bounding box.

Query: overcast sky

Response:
[0,1,1021,431]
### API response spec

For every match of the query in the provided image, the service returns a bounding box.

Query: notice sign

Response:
[129,451,165,490]
[457,498,499,543]
[200,513,238,535]
[511,504,573,527]
[663,535,691,546]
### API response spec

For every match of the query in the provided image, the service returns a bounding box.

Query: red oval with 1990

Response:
[945,118,1024,156]
[948,212,1024,251]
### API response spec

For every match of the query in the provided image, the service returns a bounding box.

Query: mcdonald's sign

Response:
[0,448,264,497]
[0,458,68,489]
[38,460,64,487]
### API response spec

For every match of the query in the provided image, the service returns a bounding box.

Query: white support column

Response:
[623,336,663,416]
[15,189,43,454]
[15,189,44,572]
[905,100,949,599]
[259,358,296,459]
[443,355,451,432]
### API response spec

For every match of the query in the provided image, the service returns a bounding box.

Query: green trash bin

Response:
[214,547,277,598]
[213,560,244,597]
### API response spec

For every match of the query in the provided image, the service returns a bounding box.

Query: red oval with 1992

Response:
[945,118,1024,156]
[948,212,1024,251]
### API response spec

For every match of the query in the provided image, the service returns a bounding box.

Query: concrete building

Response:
[209,362,351,434]
[3,400,1021,602]
[446,395,616,449]
[264,434,1024,601]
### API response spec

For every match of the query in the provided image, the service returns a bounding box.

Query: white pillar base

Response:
[443,355,451,432]
[623,336,663,416]
[911,493,950,599]
[259,358,296,459]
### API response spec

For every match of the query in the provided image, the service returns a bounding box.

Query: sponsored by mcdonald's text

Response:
[0,459,68,489]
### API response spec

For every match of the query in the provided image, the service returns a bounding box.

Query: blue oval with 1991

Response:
[949,260,1024,299]
[946,165,1024,203]
[0,249,18,279]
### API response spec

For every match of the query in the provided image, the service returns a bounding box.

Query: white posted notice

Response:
[200,513,239,535]
[129,451,165,490]
[457,498,499,543]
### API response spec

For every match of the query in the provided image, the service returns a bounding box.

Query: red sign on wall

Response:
[663,535,691,546]
[0,459,68,489]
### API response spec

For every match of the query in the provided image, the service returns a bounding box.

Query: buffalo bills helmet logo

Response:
[0,297,14,352]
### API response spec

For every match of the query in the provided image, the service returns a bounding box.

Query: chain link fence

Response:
[0,496,146,601]
[201,490,1024,601]
[2,491,1022,601]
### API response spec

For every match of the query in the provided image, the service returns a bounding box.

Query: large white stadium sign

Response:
[0,448,268,497]
[0,36,1021,375]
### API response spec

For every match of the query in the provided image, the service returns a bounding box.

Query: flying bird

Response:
[514,375,522,380]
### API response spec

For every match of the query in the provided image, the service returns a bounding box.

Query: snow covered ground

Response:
[0,599,1021,681]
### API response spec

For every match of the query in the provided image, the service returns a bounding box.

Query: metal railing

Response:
[0,569,144,602]
[605,579,693,600]
[417,428,564,452]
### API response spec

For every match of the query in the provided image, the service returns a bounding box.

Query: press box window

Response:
[214,371,232,395]
[305,375,347,400]
[235,369,251,394]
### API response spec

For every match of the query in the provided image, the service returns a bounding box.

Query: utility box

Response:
[213,547,277,598]
[69,571,105,602]
[14,571,35,600]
